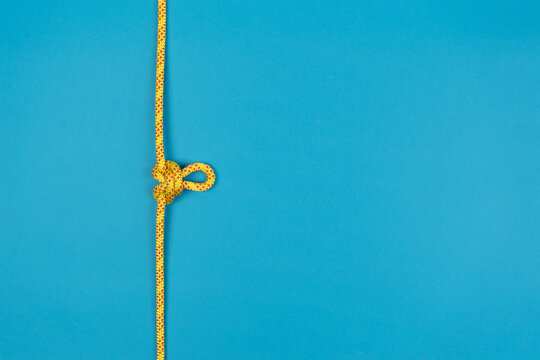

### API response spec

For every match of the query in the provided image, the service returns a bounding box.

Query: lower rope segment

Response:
[156,202,166,360]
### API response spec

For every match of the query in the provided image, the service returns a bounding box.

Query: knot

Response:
[152,160,215,204]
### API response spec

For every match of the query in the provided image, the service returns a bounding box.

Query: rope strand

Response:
[155,0,166,169]
[153,1,215,359]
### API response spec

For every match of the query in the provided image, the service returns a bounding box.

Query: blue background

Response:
[1,1,539,359]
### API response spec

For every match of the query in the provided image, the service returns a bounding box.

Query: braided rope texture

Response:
[153,1,215,359]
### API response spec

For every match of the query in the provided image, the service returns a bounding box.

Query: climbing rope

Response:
[153,1,215,359]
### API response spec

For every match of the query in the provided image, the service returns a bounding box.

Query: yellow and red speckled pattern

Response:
[152,1,215,359]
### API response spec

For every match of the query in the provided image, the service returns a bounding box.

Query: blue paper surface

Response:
[1,1,539,359]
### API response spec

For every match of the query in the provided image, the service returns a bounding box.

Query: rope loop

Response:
[181,162,216,192]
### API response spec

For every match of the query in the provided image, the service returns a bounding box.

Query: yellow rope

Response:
[153,1,215,359]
